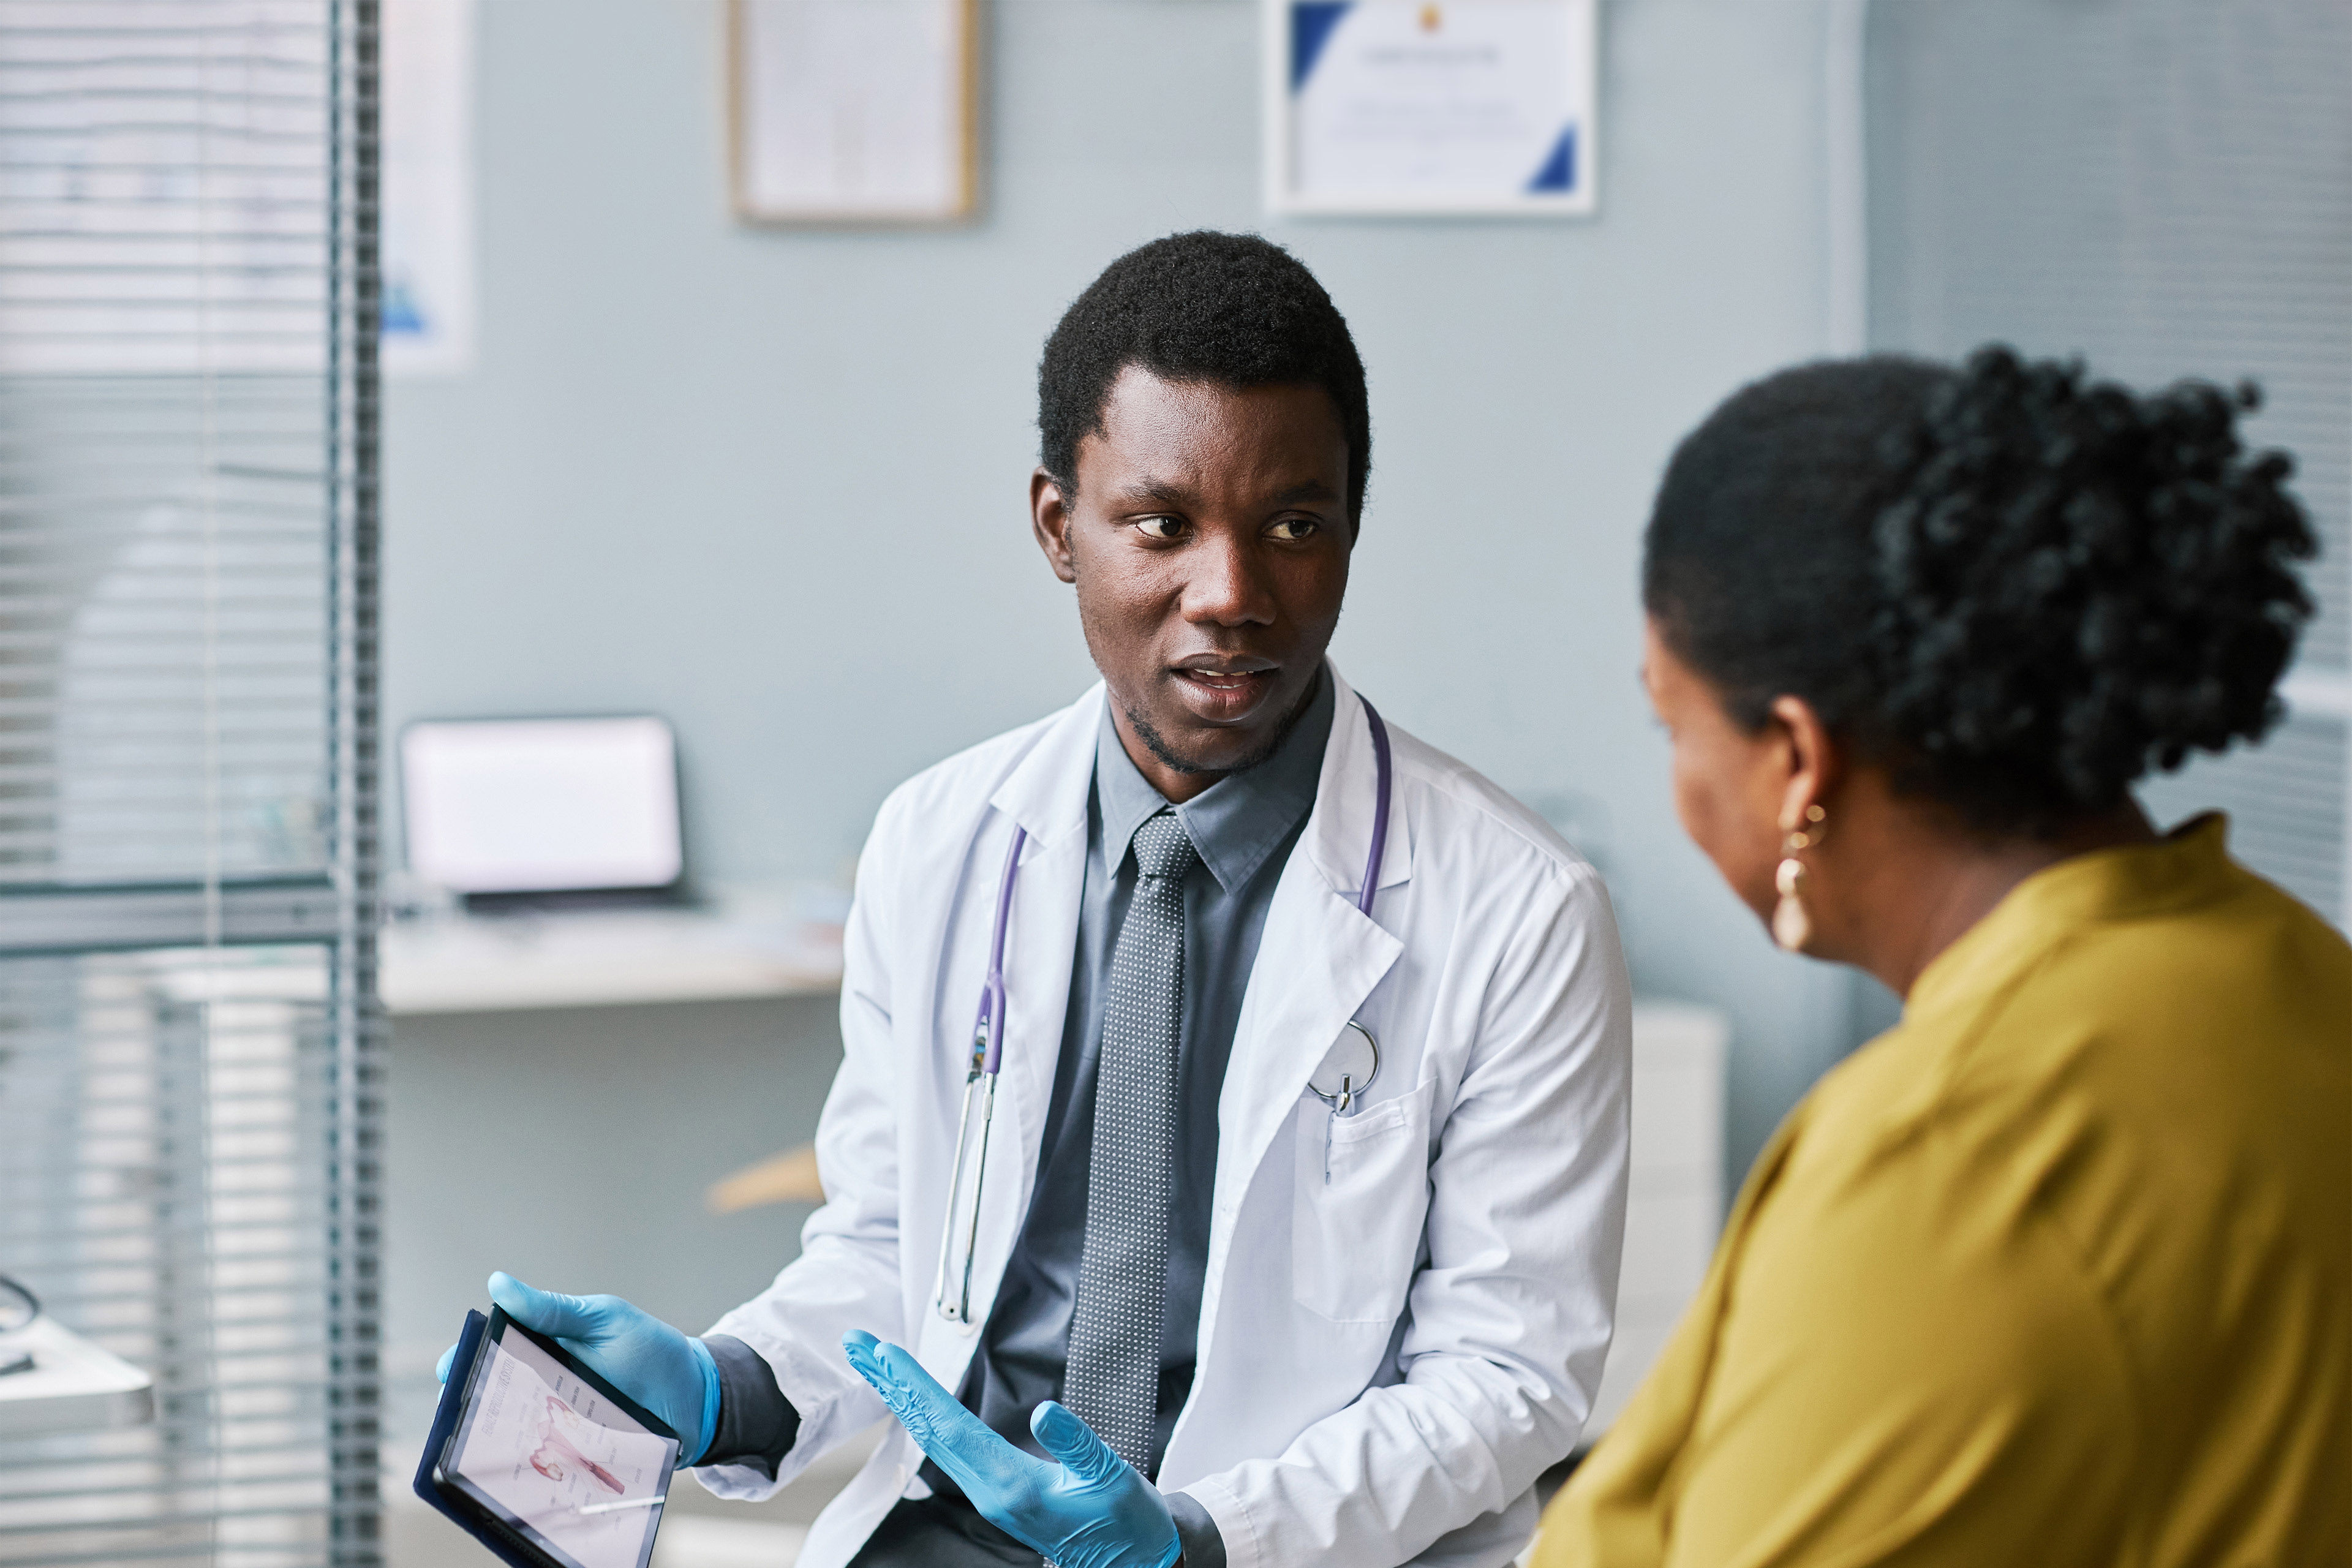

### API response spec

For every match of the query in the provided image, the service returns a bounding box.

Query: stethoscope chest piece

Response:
[1308,1020,1381,1117]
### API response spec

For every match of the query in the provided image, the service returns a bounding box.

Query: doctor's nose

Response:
[1181,532,1278,628]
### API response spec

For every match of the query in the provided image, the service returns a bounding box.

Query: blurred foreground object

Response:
[707,1144,824,1215]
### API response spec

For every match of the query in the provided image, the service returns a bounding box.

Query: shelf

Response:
[0,1316,156,1438]
[379,908,845,1016]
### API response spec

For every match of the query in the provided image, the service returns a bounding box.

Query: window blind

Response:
[1861,0,2352,925]
[0,3,380,1565]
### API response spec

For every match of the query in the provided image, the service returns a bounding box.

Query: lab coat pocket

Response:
[1291,1082,1434,1325]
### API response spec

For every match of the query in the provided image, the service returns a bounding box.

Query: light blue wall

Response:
[384,0,1866,1189]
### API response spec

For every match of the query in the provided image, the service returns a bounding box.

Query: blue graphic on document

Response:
[382,272,428,337]
[1291,2,1352,92]
[1528,125,1577,193]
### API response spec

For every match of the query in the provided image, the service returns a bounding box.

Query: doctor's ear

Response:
[1031,468,1079,585]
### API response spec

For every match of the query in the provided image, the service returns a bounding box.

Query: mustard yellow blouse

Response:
[1532,816,2351,1568]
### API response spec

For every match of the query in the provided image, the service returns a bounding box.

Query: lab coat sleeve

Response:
[695,787,913,1499]
[1191,863,1632,1568]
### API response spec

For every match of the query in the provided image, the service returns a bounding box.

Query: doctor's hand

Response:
[843,1330,1180,1568]
[434,1272,720,1465]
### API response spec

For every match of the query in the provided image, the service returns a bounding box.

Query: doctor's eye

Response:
[1267,517,1321,542]
[1132,515,1185,541]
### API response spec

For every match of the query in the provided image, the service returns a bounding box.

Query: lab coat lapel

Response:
[972,687,1097,1305]
[916,688,1098,1373]
[1212,878,1402,1236]
[1194,671,1409,1363]
[1300,667,1414,904]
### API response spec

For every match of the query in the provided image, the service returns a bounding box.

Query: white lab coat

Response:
[703,668,1630,1568]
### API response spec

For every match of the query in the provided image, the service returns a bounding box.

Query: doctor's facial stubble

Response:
[1031,365,1354,805]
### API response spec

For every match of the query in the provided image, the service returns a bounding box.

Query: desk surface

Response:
[0,1317,156,1436]
[379,914,1743,1038]
[172,913,1734,1054]
[381,907,844,1015]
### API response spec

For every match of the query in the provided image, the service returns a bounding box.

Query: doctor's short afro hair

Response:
[1644,346,2316,837]
[1038,232,1372,527]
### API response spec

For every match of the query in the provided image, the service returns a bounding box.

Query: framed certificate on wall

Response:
[729,0,981,225]
[1264,0,1598,217]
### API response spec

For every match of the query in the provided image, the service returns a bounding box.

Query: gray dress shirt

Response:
[707,673,1334,1567]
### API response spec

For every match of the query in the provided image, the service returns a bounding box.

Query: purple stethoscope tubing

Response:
[933,692,1393,1322]
[1354,696,1392,917]
[976,825,1025,1076]
[936,824,1027,1323]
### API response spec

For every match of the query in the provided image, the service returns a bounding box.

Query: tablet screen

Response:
[441,1317,678,1568]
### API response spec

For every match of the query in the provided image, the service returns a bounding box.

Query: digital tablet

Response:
[415,1309,679,1568]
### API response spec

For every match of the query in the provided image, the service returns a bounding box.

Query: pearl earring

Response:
[1772,804,1827,954]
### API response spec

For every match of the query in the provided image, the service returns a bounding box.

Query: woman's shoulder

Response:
[1802,851,2346,1182]
[1771,864,2349,1392]
[1943,860,2349,1169]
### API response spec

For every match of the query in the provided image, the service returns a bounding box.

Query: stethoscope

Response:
[933,695,1393,1325]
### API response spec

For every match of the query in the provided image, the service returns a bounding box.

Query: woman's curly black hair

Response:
[1645,346,2317,837]
[1038,231,1371,527]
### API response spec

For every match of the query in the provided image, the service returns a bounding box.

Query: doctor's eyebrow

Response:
[1264,477,1343,508]
[1107,475,1343,513]
[1110,477,1199,511]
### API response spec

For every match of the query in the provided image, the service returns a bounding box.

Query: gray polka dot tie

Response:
[1063,807,1196,1478]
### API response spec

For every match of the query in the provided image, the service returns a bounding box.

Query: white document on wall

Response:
[0,0,475,375]
[1265,0,1597,217]
[731,0,978,223]
[381,0,477,377]
[0,1,331,375]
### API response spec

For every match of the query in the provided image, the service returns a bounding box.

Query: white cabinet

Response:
[1587,1002,1728,1436]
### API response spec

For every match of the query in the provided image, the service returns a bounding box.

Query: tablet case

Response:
[413,1311,555,1568]
[417,1310,681,1568]
[418,1307,689,1568]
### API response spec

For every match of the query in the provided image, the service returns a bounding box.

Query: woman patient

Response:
[1532,349,2350,1566]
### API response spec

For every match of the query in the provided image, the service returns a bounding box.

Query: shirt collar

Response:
[1905,812,2241,1023]
[1093,669,1336,893]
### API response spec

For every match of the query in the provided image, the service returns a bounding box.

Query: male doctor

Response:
[454,232,1630,1567]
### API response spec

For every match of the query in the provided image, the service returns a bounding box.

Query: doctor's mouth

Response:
[1167,657,1283,724]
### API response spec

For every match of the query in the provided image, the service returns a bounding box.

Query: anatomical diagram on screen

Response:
[450,1328,674,1568]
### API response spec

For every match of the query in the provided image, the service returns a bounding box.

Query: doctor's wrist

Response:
[696,1333,801,1476]
[688,1336,721,1464]
[1166,1491,1225,1568]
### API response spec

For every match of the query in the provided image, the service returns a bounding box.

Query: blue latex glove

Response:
[435,1272,721,1465]
[843,1330,1179,1568]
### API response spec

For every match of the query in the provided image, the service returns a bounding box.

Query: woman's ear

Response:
[1767,694,1840,829]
